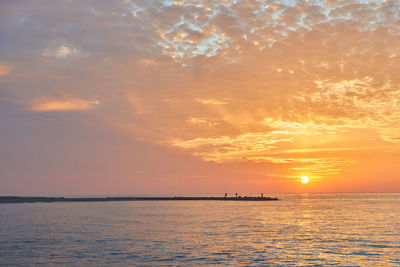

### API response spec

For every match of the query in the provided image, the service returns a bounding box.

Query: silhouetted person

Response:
[224,193,227,198]
[235,192,238,198]
[261,193,263,198]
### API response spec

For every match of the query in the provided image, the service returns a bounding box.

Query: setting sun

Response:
[301,176,309,184]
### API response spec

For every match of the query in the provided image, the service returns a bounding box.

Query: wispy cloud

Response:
[195,98,227,105]
[171,133,293,162]
[29,98,100,112]
[0,61,11,75]
[41,45,84,59]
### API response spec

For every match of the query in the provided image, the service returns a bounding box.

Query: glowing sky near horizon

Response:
[0,0,399,195]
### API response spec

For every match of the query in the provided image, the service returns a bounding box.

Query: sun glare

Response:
[301,176,309,184]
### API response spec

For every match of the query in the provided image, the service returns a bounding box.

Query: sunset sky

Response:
[1,0,399,195]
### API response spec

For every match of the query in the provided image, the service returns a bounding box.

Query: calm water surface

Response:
[1,193,399,266]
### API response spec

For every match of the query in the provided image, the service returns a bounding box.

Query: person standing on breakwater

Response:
[235,192,238,198]
[224,193,227,197]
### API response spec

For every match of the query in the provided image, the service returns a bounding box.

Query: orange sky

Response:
[0,0,399,195]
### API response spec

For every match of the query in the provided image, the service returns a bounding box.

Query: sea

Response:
[0,193,399,266]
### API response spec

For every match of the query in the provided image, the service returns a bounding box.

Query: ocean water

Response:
[0,194,399,266]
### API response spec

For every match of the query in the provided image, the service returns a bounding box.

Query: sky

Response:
[0,0,399,195]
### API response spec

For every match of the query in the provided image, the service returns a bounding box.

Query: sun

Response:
[301,176,309,184]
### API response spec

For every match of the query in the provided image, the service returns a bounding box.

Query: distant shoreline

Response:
[0,196,279,204]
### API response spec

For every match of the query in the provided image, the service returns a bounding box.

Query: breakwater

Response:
[0,196,279,203]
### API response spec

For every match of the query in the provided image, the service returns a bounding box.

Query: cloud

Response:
[195,98,227,105]
[247,156,358,178]
[171,133,293,162]
[187,117,219,127]
[0,61,11,75]
[29,98,99,112]
[41,45,84,59]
